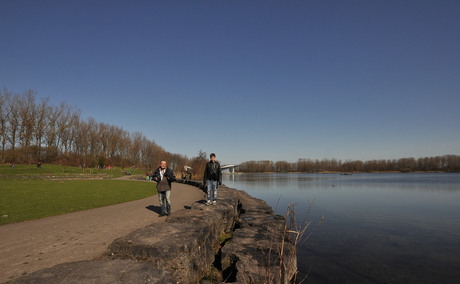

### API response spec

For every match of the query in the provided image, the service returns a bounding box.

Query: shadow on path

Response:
[145,205,161,215]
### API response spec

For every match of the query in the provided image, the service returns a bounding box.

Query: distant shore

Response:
[234,170,452,174]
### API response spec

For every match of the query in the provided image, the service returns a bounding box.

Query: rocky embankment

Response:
[7,181,297,284]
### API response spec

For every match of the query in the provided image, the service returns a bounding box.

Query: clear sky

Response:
[1,0,459,164]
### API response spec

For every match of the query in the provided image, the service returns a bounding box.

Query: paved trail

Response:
[0,181,204,283]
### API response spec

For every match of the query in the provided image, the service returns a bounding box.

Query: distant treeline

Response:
[3,89,459,175]
[239,155,460,173]
[0,88,208,177]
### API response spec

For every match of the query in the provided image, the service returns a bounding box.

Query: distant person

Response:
[152,160,176,216]
[11,162,15,168]
[36,161,41,169]
[203,153,222,205]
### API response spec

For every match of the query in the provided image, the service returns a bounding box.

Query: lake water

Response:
[222,173,460,283]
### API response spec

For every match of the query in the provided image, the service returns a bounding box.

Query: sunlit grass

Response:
[0,163,146,178]
[0,180,156,225]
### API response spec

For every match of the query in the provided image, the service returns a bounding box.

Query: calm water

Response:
[222,173,460,284]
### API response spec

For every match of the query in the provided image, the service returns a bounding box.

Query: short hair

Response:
[210,153,216,158]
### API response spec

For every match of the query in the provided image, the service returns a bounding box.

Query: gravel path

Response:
[0,182,204,283]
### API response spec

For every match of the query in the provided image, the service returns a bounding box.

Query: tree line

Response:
[239,155,460,173]
[3,88,459,175]
[0,88,201,174]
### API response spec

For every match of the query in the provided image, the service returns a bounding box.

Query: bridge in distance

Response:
[183,164,239,174]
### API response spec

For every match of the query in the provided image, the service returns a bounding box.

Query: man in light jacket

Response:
[152,160,176,216]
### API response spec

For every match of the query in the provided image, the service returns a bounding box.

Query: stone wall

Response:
[7,181,297,284]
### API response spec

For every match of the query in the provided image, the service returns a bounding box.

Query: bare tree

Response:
[98,122,109,158]
[0,89,11,162]
[74,119,90,158]
[56,103,78,155]
[128,132,143,166]
[6,93,20,158]
[34,97,50,161]
[275,161,290,172]
[65,110,81,155]
[87,117,101,161]
[17,90,36,146]
[17,90,36,163]
[118,129,130,169]
[190,149,208,179]
[44,103,64,160]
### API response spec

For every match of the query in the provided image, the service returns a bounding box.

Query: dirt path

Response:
[0,182,205,283]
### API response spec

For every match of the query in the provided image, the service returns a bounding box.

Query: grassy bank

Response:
[0,180,156,226]
[0,164,146,179]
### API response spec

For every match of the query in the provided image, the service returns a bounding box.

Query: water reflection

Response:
[223,173,460,283]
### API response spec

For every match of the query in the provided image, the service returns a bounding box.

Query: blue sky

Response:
[1,0,459,164]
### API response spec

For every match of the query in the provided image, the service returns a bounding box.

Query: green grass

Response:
[0,164,146,179]
[1,163,81,175]
[0,180,157,225]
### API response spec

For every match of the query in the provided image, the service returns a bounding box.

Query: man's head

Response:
[210,153,216,162]
[160,160,167,169]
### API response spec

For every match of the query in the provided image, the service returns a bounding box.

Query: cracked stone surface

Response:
[6,259,175,284]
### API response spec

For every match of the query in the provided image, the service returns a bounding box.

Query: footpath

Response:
[0,181,204,283]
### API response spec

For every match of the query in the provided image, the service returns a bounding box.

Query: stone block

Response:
[108,222,214,283]
[221,226,297,284]
[6,259,175,284]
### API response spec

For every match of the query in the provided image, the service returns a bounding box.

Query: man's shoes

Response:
[166,212,171,216]
[206,200,212,206]
[213,200,217,205]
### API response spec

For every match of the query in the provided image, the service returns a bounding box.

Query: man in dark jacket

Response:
[203,153,222,205]
[152,160,176,216]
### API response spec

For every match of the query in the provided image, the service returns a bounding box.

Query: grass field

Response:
[0,164,156,225]
[0,179,157,225]
[0,164,146,178]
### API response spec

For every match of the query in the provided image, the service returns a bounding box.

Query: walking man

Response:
[152,160,176,216]
[203,153,222,205]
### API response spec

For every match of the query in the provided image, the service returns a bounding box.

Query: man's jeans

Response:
[158,190,171,214]
[207,180,218,201]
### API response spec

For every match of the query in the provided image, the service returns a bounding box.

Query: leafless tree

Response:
[17,90,36,148]
[34,97,50,161]
[0,89,11,162]
[56,104,78,155]
[128,131,143,166]
[6,93,20,156]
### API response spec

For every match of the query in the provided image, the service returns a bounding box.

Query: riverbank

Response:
[5,181,297,283]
